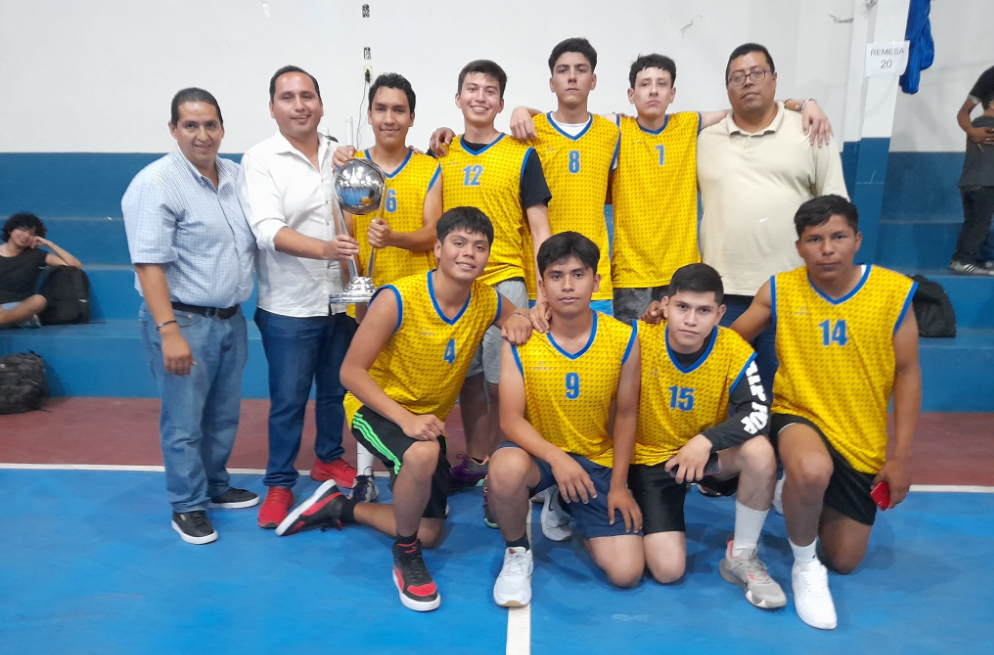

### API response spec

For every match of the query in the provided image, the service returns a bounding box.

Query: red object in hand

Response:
[871,481,891,510]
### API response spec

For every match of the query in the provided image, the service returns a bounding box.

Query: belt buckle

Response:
[204,307,217,318]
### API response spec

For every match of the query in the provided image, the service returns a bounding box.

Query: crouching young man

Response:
[274,207,533,612]
[487,232,643,608]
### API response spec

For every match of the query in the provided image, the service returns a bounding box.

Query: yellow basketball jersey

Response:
[440,135,533,287]
[520,113,619,300]
[634,323,758,466]
[512,312,637,467]
[612,112,702,288]
[771,265,917,473]
[353,150,439,286]
[343,271,500,426]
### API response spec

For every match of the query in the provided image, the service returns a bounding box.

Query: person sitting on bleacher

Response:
[0,212,82,328]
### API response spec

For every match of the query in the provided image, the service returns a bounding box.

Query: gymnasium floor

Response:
[2,400,992,655]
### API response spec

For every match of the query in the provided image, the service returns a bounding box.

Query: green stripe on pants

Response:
[353,412,403,475]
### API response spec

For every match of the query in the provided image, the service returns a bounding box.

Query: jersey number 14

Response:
[819,319,848,346]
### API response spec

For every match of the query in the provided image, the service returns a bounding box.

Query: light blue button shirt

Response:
[122,147,255,307]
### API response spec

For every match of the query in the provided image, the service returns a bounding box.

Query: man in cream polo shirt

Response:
[238,65,361,529]
[697,43,848,399]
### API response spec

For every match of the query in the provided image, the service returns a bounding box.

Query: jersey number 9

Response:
[565,372,580,399]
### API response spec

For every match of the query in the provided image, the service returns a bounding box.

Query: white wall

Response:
[2,0,873,154]
[890,0,994,152]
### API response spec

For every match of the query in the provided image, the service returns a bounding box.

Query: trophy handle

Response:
[331,188,360,282]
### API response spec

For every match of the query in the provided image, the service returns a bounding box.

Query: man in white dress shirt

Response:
[238,66,361,529]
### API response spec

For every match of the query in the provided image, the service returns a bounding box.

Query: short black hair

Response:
[436,206,494,245]
[725,43,776,83]
[538,231,599,277]
[629,53,677,88]
[2,212,46,242]
[269,65,322,103]
[170,87,223,126]
[457,60,507,100]
[794,194,859,237]
[667,263,724,305]
[548,37,597,73]
[368,73,416,115]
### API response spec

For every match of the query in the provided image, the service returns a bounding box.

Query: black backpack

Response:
[911,274,956,338]
[38,266,90,325]
[0,352,48,414]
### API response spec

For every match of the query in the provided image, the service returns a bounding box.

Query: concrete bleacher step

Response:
[877,218,963,270]
[42,216,131,266]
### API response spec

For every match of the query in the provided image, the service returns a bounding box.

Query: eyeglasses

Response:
[727,69,769,87]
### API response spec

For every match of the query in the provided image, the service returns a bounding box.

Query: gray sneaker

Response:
[949,260,994,276]
[350,474,379,503]
[719,541,787,609]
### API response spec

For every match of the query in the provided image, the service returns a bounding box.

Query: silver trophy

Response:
[329,158,387,304]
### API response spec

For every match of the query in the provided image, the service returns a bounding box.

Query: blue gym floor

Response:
[1,469,991,655]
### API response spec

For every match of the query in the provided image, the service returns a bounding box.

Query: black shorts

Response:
[770,413,877,526]
[350,405,451,520]
[628,460,739,534]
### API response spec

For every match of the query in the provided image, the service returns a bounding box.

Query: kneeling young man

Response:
[732,195,921,630]
[275,207,532,612]
[488,232,643,607]
[636,263,784,609]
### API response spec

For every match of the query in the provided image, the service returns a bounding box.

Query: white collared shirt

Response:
[697,103,849,296]
[238,131,346,317]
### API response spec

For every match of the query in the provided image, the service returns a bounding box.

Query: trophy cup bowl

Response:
[329,158,387,305]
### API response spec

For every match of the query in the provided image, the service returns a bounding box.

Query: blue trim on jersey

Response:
[493,289,503,326]
[511,344,524,375]
[520,147,534,185]
[611,132,621,169]
[894,280,918,334]
[638,115,670,135]
[666,325,719,374]
[382,148,414,178]
[546,112,593,140]
[729,352,757,396]
[461,133,505,156]
[621,320,638,364]
[427,164,441,191]
[547,311,599,360]
[615,114,621,128]
[807,264,872,305]
[696,112,704,135]
[371,284,403,333]
[427,270,471,325]
[770,276,778,328]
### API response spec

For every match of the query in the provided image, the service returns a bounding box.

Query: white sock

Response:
[356,443,375,477]
[789,538,818,566]
[731,501,769,557]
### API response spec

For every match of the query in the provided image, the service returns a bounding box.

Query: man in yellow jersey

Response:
[333,73,443,503]
[488,232,643,607]
[430,60,554,519]
[437,38,619,314]
[633,263,784,609]
[273,207,533,613]
[509,53,834,325]
[730,195,921,630]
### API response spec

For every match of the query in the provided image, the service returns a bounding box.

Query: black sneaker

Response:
[172,510,218,545]
[392,539,441,611]
[697,483,723,498]
[275,480,347,536]
[209,487,260,509]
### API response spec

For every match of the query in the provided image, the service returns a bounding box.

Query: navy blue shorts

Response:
[496,442,637,538]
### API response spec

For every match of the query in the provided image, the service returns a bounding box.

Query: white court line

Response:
[505,503,532,655]
[0,463,390,477]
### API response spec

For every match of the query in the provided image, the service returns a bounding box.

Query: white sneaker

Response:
[540,487,572,542]
[530,488,548,504]
[494,546,534,607]
[773,475,785,515]
[792,559,838,630]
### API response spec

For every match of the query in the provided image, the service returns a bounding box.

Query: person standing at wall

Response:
[956,65,994,149]
[950,92,994,275]
[122,88,258,545]
[696,43,848,400]
[0,213,82,328]
[238,66,360,529]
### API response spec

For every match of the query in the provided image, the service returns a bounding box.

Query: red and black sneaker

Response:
[392,539,441,612]
[275,481,347,536]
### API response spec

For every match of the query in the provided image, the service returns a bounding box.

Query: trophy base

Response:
[330,277,377,305]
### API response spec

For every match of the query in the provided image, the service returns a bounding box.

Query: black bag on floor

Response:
[911,274,956,338]
[0,352,48,414]
[38,266,90,325]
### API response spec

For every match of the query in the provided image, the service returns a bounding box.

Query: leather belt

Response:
[171,301,239,320]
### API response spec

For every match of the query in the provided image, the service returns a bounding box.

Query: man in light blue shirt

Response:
[122,88,258,545]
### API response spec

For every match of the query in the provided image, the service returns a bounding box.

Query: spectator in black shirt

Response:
[0,213,82,327]
[950,96,994,276]
[957,65,994,148]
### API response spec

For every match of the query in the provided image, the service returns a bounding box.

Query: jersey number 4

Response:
[462,165,483,186]
[444,339,456,364]
[818,319,848,346]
